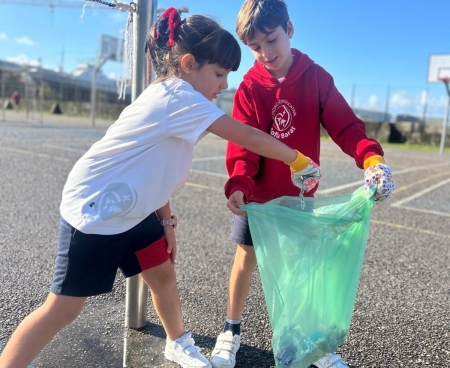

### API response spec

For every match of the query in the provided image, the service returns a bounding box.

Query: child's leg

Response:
[227,244,257,320]
[140,259,184,341]
[0,293,86,368]
[210,244,256,368]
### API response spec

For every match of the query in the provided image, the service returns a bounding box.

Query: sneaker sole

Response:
[210,360,236,368]
[165,352,212,368]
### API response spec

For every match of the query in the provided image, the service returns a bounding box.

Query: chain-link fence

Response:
[0,61,131,124]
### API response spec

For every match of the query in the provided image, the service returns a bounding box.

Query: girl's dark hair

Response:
[147,8,241,80]
[236,0,289,44]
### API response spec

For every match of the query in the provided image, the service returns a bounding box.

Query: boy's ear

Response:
[286,20,294,38]
[180,54,197,73]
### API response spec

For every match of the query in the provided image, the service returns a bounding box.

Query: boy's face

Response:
[246,21,294,79]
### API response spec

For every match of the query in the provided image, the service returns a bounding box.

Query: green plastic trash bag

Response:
[241,185,376,368]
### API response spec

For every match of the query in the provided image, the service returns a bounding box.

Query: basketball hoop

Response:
[428,54,450,155]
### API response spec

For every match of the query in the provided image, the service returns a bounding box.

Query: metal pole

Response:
[384,85,390,123]
[90,57,108,128]
[1,64,5,122]
[125,0,156,329]
[420,87,428,137]
[439,81,450,155]
[90,68,97,128]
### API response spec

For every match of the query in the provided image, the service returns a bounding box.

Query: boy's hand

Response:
[364,163,394,203]
[227,190,246,216]
[291,160,321,193]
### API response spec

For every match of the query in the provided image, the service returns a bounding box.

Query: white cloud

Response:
[388,90,448,117]
[15,36,38,46]
[0,32,7,40]
[368,94,378,107]
[6,54,41,67]
[390,91,412,109]
[426,95,448,117]
[108,11,128,24]
[108,72,118,80]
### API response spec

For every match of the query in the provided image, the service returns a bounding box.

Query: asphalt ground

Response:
[0,112,449,367]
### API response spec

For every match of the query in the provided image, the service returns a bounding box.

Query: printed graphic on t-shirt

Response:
[90,182,138,220]
[270,99,297,139]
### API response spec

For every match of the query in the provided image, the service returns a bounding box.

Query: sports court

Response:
[0,116,449,367]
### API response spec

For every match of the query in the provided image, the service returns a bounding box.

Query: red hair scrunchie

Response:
[156,7,181,47]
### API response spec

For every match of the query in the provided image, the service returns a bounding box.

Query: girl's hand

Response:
[364,163,394,203]
[163,224,177,263]
[227,190,246,216]
[291,159,321,193]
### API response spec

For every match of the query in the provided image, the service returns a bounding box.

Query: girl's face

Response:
[184,62,231,101]
[247,21,294,79]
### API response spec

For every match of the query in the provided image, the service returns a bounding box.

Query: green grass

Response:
[321,137,446,153]
[380,142,443,152]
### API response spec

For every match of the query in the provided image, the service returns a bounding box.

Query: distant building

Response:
[214,89,235,114]
[0,59,131,104]
[353,108,393,123]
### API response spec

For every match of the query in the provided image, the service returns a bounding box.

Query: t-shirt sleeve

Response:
[164,84,225,145]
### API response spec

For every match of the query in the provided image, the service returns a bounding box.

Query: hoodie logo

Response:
[270,99,297,139]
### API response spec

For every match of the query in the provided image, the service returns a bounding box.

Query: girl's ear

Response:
[180,54,197,73]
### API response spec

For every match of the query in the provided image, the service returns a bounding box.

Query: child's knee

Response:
[142,260,177,293]
[235,245,257,269]
[44,293,85,324]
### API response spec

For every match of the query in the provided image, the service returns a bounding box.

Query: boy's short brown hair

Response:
[236,0,290,44]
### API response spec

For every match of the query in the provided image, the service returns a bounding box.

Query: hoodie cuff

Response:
[224,176,253,200]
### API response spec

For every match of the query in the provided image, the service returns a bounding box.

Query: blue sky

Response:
[1,0,449,118]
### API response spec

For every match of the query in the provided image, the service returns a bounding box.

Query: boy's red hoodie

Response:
[225,49,384,203]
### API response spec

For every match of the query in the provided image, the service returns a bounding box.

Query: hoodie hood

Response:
[242,48,315,88]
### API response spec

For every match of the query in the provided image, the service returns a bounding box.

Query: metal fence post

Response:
[125,0,157,329]
[439,80,450,155]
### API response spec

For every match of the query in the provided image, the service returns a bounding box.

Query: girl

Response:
[0,8,319,368]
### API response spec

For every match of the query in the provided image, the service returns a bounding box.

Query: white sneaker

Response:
[310,353,354,368]
[165,331,212,368]
[210,331,241,368]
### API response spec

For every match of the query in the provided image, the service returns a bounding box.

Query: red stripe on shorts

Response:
[135,235,170,270]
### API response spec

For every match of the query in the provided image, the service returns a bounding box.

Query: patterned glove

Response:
[291,160,321,192]
[363,155,394,203]
[286,150,321,193]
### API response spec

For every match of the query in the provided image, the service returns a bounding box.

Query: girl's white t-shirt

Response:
[60,77,225,235]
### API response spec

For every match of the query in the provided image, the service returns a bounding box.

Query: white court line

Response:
[391,206,450,218]
[317,161,450,195]
[44,143,87,153]
[317,181,364,195]
[372,219,450,238]
[192,156,225,162]
[0,146,70,161]
[390,177,450,208]
[190,169,228,178]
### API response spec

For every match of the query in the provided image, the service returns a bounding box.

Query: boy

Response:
[210,1,394,367]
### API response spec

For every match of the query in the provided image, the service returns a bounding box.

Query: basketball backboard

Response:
[98,34,125,63]
[427,54,450,83]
